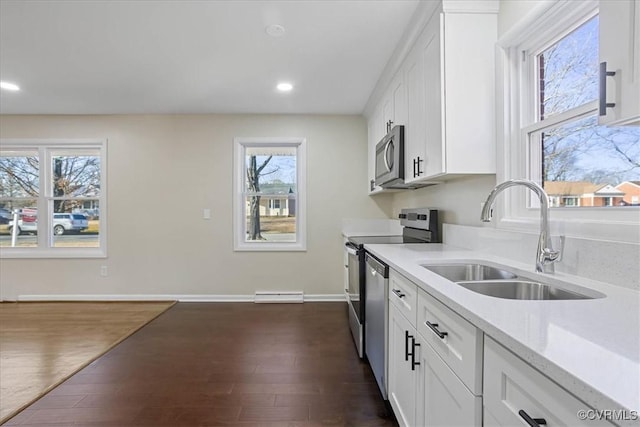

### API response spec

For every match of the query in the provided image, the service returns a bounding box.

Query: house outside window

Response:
[233,137,306,251]
[497,0,639,242]
[0,139,107,258]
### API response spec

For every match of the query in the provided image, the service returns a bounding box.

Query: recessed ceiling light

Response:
[266,24,286,38]
[277,82,293,92]
[0,81,20,91]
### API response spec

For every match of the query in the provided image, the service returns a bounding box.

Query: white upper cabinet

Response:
[368,70,407,194]
[599,0,640,126]
[382,70,407,131]
[412,5,498,182]
[365,0,499,190]
[368,105,384,193]
[403,15,436,183]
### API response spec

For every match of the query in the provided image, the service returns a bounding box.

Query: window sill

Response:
[0,248,107,259]
[233,242,307,252]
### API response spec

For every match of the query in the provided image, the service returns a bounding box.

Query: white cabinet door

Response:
[368,106,384,193]
[408,8,497,183]
[388,303,417,427]
[599,0,640,126]
[382,70,406,132]
[422,12,445,179]
[404,15,441,183]
[391,70,407,128]
[440,11,497,176]
[415,334,482,427]
[404,43,426,183]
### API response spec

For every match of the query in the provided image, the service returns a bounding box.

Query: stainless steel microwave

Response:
[375,125,404,187]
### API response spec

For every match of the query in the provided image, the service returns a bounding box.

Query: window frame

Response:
[0,139,107,258]
[496,0,639,244]
[232,137,307,252]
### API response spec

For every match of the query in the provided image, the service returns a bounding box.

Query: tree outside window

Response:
[529,15,640,207]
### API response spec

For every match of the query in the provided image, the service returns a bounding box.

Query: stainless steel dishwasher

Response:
[365,252,389,399]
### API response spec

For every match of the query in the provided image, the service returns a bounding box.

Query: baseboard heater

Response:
[254,291,304,303]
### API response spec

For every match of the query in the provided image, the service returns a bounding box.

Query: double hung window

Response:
[498,1,639,241]
[233,137,306,251]
[0,139,106,257]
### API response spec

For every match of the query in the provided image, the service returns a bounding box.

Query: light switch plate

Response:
[203,208,211,220]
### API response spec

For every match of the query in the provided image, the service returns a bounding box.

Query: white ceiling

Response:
[0,0,419,115]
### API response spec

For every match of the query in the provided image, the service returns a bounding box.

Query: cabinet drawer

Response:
[484,337,615,427]
[417,288,483,395]
[389,269,418,327]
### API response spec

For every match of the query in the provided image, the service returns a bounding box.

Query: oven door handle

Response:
[345,244,358,257]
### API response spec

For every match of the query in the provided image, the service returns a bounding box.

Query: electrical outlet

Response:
[100,266,108,277]
[203,208,211,220]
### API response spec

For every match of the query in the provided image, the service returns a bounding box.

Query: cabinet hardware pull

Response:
[392,289,406,298]
[599,62,616,116]
[518,410,547,427]
[370,179,375,191]
[425,321,448,339]
[411,337,420,371]
[413,158,418,178]
[416,156,423,176]
[407,334,415,357]
[404,330,410,361]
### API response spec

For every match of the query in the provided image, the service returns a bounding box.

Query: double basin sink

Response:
[422,263,603,300]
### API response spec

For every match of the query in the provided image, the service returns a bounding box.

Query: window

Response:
[526,14,640,207]
[0,140,107,258]
[564,197,579,207]
[269,199,281,210]
[233,137,306,251]
[497,0,639,242]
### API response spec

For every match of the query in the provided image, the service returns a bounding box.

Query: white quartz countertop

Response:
[364,243,640,418]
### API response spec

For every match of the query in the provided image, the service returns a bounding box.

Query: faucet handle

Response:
[545,235,565,263]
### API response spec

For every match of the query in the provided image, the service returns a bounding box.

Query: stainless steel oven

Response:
[345,241,365,358]
[345,208,439,358]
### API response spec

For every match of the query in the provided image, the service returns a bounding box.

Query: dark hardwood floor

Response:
[4,302,398,426]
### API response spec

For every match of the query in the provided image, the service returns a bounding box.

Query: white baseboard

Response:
[14,294,346,303]
[304,294,346,302]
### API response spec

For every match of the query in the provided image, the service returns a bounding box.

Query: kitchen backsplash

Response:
[444,224,640,291]
[341,218,402,237]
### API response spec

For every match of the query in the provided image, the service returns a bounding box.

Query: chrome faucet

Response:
[480,179,561,273]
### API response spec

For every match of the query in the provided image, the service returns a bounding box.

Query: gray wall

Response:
[0,114,392,300]
[387,175,497,228]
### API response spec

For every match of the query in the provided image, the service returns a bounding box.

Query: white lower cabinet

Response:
[484,337,615,427]
[388,302,418,427]
[388,269,482,427]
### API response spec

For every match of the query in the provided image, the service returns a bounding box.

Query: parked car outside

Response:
[0,208,12,225]
[9,213,88,235]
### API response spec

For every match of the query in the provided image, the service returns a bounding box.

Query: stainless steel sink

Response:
[457,280,594,300]
[422,263,518,282]
[422,262,602,300]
